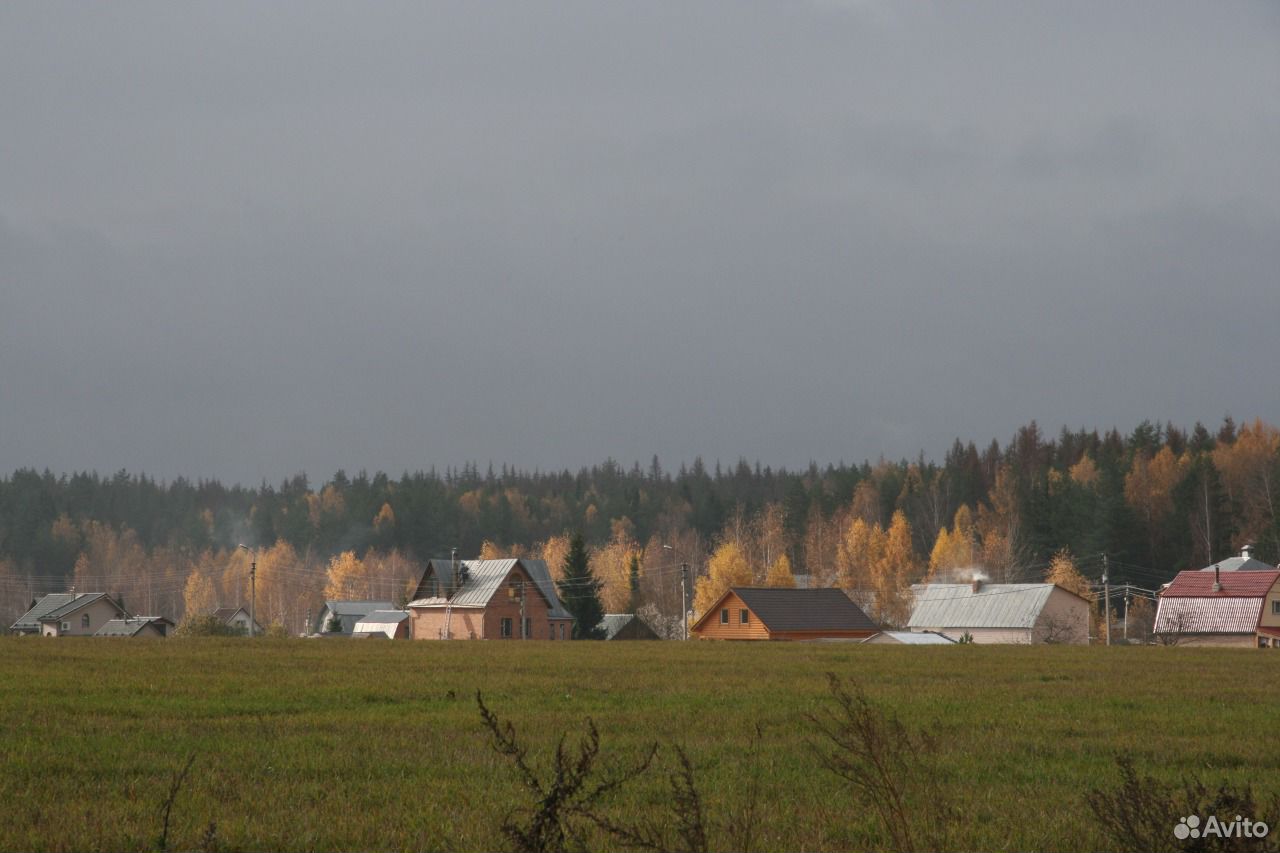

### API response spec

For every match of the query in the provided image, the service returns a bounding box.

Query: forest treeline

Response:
[0,417,1276,635]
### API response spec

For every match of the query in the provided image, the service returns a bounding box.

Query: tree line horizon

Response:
[1,416,1276,635]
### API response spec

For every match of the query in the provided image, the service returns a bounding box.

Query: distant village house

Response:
[907,579,1089,644]
[406,558,573,640]
[690,587,878,641]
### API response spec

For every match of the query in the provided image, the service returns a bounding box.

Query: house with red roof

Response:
[1154,567,1280,647]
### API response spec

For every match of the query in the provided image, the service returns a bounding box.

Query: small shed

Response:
[95,616,174,638]
[597,613,660,640]
[353,610,411,639]
[315,601,394,636]
[862,630,956,645]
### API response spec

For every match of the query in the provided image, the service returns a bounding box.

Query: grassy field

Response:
[0,639,1276,852]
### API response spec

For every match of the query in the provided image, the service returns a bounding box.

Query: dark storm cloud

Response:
[1,2,1277,484]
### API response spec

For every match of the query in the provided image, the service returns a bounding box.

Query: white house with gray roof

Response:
[907,579,1090,644]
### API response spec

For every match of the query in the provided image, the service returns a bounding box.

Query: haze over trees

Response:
[0,417,1276,633]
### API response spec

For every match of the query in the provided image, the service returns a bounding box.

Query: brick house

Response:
[406,558,574,640]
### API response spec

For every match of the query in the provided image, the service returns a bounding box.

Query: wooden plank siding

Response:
[694,591,772,639]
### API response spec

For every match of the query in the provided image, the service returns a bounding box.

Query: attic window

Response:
[720,609,729,625]
[81,614,91,629]
[1274,601,1280,616]
[740,609,749,624]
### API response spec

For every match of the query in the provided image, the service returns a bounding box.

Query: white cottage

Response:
[907,579,1090,644]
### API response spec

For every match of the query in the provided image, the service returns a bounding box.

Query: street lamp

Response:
[237,544,257,638]
[662,544,690,641]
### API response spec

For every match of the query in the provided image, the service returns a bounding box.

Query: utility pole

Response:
[519,581,527,640]
[238,544,257,638]
[249,557,256,638]
[1123,588,1130,642]
[681,562,689,641]
[1102,554,1110,647]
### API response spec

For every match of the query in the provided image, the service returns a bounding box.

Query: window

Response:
[61,622,70,632]
[81,613,91,629]
[560,623,566,640]
[740,609,750,624]
[548,622,554,639]
[720,609,729,624]
[1273,601,1280,615]
[500,617,513,638]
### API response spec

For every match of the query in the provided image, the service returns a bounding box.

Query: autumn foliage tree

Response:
[764,554,796,588]
[692,541,752,617]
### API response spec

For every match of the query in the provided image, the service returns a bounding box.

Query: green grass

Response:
[0,640,1275,852]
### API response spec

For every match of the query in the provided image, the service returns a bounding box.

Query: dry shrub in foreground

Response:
[1085,755,1280,853]
[477,691,730,853]
[805,673,954,853]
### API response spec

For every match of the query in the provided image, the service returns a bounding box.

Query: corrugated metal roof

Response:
[731,587,878,632]
[864,630,957,645]
[42,593,115,621]
[323,600,394,616]
[355,610,410,625]
[408,559,572,620]
[1200,555,1276,572]
[907,584,1056,629]
[1154,597,1264,634]
[11,593,78,630]
[1162,570,1279,598]
[94,617,166,637]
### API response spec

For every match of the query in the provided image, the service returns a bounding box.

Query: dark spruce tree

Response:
[557,532,604,639]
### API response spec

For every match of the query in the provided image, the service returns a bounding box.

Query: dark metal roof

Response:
[94,617,168,637]
[730,587,878,632]
[11,593,78,630]
[11,593,123,631]
[596,613,660,640]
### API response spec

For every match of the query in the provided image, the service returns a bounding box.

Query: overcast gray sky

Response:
[1,2,1277,485]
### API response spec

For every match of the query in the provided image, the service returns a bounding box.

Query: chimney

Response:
[451,547,459,596]
[1241,544,1253,559]
[971,577,983,593]
[1213,564,1221,592]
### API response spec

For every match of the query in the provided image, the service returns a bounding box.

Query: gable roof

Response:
[94,617,170,637]
[11,593,125,631]
[597,613,659,640]
[1154,569,1279,635]
[11,594,78,631]
[907,584,1076,630]
[1160,570,1279,598]
[322,600,394,617]
[1200,555,1275,573]
[695,587,877,633]
[407,559,572,620]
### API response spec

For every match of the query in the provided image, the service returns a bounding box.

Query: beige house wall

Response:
[1259,580,1280,630]
[41,599,124,636]
[1032,588,1090,645]
[411,607,486,639]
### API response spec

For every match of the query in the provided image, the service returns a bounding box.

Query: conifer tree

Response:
[557,532,604,639]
